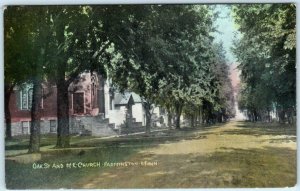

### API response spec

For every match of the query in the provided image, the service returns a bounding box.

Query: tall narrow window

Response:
[91,75,98,109]
[21,90,28,110]
[91,82,98,108]
[20,87,34,110]
[92,82,95,96]
[28,88,33,109]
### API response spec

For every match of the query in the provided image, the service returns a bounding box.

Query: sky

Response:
[213,5,239,64]
[212,5,242,91]
[213,5,245,119]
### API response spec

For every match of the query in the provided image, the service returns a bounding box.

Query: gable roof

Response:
[114,92,143,106]
[114,92,133,106]
[131,92,142,103]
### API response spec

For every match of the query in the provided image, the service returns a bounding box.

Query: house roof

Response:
[114,92,133,106]
[114,92,142,106]
[131,92,142,103]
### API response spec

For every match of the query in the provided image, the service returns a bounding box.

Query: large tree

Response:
[5,6,114,149]
[4,7,34,139]
[4,7,47,152]
[43,6,112,147]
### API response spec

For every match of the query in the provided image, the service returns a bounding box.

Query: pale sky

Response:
[213,5,241,92]
[213,5,239,64]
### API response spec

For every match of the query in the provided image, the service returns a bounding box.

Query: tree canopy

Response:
[5,4,236,151]
[104,5,234,129]
[232,4,296,122]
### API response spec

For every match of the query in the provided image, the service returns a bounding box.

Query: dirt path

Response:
[75,121,296,188]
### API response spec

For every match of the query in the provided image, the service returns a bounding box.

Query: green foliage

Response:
[5,7,53,149]
[5,5,237,141]
[105,5,234,126]
[5,7,45,85]
[232,4,296,122]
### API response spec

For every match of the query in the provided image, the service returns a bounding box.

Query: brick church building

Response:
[7,72,166,136]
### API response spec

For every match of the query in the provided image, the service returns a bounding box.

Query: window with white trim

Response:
[20,88,32,110]
[20,86,43,110]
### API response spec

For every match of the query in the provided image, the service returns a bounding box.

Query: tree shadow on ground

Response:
[6,122,226,151]
[223,121,296,137]
[5,122,297,189]
[68,123,229,149]
[147,147,296,188]
[5,142,55,151]
[6,120,231,152]
[70,131,208,150]
[71,146,296,189]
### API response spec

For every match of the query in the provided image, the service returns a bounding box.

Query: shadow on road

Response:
[223,121,296,138]
[73,146,296,188]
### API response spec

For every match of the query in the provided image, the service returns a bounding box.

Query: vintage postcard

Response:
[4,3,296,189]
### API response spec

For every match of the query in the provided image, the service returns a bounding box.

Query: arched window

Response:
[28,88,33,109]
[21,87,33,110]
[91,75,98,108]
[92,82,95,96]
[19,83,45,110]
[21,89,28,110]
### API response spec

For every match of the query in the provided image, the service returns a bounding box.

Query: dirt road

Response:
[75,121,296,188]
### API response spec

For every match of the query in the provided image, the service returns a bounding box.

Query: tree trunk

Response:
[56,81,70,148]
[286,108,293,125]
[28,79,42,153]
[143,101,152,134]
[54,14,70,148]
[195,110,198,126]
[126,104,133,129]
[175,102,183,129]
[145,110,151,134]
[253,110,258,122]
[190,114,195,128]
[166,107,172,130]
[167,112,172,129]
[199,106,203,125]
[5,84,14,139]
[278,109,286,123]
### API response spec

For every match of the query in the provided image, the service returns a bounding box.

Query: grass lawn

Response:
[6,143,142,189]
[5,121,297,189]
[5,130,194,189]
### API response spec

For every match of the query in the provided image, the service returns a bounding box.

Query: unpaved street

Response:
[76,121,296,188]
